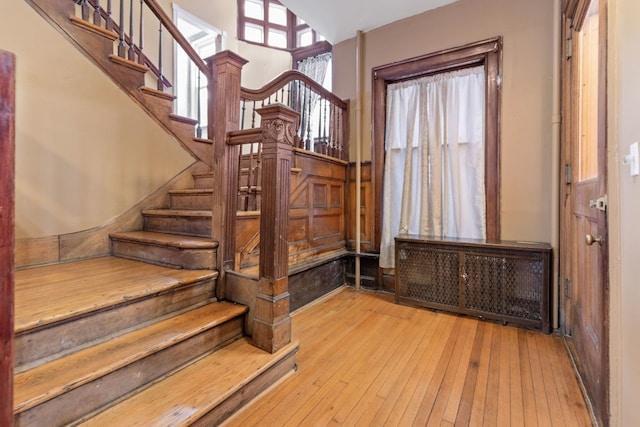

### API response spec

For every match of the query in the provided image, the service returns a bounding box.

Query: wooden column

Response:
[206,50,247,297]
[252,104,298,353]
[0,49,15,427]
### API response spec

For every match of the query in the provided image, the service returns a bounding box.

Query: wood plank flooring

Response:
[225,287,593,426]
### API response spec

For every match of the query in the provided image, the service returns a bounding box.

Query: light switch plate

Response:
[623,142,639,177]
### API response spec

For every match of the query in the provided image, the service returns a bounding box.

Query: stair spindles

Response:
[118,0,126,57]
[197,71,203,137]
[306,83,311,150]
[138,0,144,64]
[251,101,256,128]
[157,22,164,91]
[81,0,90,21]
[240,99,246,131]
[128,0,135,61]
[93,0,101,26]
[106,0,113,31]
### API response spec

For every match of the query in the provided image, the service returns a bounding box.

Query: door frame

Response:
[559,0,609,425]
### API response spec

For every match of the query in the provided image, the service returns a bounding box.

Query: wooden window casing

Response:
[371,37,503,250]
[237,0,322,50]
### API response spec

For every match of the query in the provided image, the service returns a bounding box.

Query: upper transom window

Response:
[238,0,325,50]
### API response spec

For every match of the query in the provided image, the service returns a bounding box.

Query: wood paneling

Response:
[347,161,374,252]
[0,48,15,427]
[234,149,348,269]
[225,288,593,426]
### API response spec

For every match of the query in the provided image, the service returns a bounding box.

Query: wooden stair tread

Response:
[141,209,212,217]
[15,257,217,333]
[14,302,247,413]
[79,338,299,426]
[110,231,218,249]
[169,113,199,126]
[168,189,213,195]
[192,173,214,178]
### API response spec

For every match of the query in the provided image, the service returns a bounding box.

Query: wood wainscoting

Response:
[235,148,348,270]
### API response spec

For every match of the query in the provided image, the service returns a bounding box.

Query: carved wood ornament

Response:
[262,117,296,145]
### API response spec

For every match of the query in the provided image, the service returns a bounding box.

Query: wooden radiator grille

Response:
[395,235,552,333]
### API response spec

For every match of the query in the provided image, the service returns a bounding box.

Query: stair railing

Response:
[240,71,349,161]
[74,0,211,135]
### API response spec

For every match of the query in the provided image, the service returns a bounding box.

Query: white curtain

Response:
[296,53,331,146]
[380,66,486,268]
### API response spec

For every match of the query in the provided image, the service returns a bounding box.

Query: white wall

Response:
[4,0,291,239]
[608,0,640,424]
[2,1,193,238]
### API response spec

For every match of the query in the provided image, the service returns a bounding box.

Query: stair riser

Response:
[170,193,213,210]
[15,278,216,370]
[143,215,211,238]
[193,175,214,189]
[112,240,216,270]
[191,347,298,426]
[15,317,244,427]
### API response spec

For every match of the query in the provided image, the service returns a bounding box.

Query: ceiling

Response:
[278,0,460,45]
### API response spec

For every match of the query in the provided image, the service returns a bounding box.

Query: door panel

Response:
[561,0,608,425]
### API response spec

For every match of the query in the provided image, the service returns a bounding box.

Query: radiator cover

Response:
[395,235,552,333]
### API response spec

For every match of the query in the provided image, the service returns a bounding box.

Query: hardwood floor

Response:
[224,287,593,426]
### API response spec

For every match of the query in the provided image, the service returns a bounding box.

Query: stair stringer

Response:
[25,0,213,167]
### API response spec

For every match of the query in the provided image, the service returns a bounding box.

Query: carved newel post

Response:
[205,50,247,298]
[253,104,298,353]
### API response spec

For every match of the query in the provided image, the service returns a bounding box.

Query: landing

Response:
[15,257,218,333]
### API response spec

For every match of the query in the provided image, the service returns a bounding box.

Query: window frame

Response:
[371,37,503,250]
[237,0,322,50]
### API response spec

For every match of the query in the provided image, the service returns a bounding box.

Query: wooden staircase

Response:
[110,171,217,270]
[15,1,300,424]
[25,0,214,167]
[13,257,298,426]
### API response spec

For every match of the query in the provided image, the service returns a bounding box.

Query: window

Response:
[372,38,502,255]
[174,5,225,139]
[238,0,324,50]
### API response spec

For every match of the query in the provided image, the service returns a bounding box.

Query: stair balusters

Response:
[117,0,126,57]
[93,0,101,25]
[106,0,113,30]
[157,23,163,91]
[127,0,135,61]
[138,0,144,64]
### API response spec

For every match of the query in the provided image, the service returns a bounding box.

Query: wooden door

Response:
[561,0,608,425]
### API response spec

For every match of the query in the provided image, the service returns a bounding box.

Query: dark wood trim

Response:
[291,41,332,68]
[371,37,503,251]
[0,49,15,427]
[241,69,346,108]
[237,0,326,51]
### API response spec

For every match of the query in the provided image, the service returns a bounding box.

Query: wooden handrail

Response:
[241,70,347,109]
[142,0,210,76]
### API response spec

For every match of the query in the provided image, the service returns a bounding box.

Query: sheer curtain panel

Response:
[380,66,486,268]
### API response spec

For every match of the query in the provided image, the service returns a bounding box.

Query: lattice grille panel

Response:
[396,244,459,307]
[464,251,543,320]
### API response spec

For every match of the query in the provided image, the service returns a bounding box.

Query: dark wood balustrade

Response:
[28,0,350,356]
[75,0,210,135]
[240,70,349,161]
